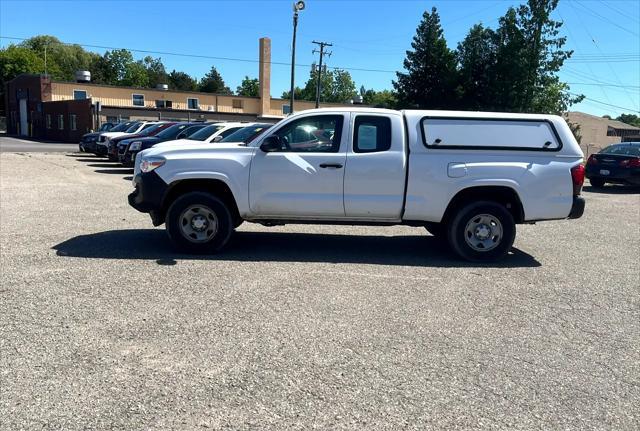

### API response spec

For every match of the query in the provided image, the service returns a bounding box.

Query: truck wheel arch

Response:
[160,179,242,227]
[442,186,525,225]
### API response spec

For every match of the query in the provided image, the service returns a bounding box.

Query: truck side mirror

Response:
[260,136,282,152]
[212,135,223,143]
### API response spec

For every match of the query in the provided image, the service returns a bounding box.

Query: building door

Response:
[19,99,28,136]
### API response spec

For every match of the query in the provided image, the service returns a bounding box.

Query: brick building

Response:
[4,37,348,142]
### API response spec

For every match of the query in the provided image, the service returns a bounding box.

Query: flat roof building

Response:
[4,37,349,142]
[565,111,640,156]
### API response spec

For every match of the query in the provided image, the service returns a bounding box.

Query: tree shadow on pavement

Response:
[583,185,640,194]
[52,229,541,268]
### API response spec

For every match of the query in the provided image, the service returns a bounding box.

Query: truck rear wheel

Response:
[447,201,515,262]
[165,192,233,254]
[589,178,605,188]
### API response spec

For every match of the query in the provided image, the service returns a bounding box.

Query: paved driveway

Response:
[1,152,638,430]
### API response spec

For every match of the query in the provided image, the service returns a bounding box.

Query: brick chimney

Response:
[258,37,271,117]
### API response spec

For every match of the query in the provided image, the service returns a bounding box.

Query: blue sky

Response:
[1,0,638,117]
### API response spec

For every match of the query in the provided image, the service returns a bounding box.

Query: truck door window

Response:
[354,116,392,153]
[274,115,343,152]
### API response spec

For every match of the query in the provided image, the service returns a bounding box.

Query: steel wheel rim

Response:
[464,213,503,252]
[179,205,218,243]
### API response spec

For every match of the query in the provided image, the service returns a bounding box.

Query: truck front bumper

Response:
[568,196,585,219]
[128,171,168,225]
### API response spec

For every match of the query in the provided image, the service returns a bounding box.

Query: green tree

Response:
[456,24,497,110]
[168,70,198,91]
[393,7,458,109]
[19,35,100,81]
[360,86,398,108]
[490,0,582,114]
[143,56,168,87]
[199,66,231,94]
[0,45,46,113]
[121,60,149,87]
[94,49,134,84]
[616,114,640,127]
[236,76,259,97]
[284,65,357,103]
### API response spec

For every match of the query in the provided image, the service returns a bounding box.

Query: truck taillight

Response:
[571,164,585,195]
[587,155,598,165]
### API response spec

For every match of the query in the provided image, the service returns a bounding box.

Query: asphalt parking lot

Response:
[1,143,639,429]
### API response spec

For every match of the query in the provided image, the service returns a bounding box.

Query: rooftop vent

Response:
[156,83,169,91]
[75,70,91,83]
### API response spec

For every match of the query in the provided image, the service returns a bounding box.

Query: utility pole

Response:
[290,1,306,114]
[312,40,332,108]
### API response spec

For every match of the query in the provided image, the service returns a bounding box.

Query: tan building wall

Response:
[565,111,640,156]
[51,81,346,119]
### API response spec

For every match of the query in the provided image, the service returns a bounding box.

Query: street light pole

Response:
[289,1,305,115]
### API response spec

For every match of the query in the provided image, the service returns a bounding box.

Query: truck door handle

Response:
[319,163,343,169]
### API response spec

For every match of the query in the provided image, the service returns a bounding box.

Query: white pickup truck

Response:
[129,108,585,261]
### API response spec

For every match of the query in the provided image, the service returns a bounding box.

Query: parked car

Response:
[96,121,162,156]
[78,122,119,153]
[217,123,273,144]
[129,108,585,261]
[119,123,209,166]
[585,142,640,187]
[151,122,248,150]
[107,122,174,161]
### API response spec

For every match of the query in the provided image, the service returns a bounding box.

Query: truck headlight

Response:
[140,157,166,173]
[129,141,142,151]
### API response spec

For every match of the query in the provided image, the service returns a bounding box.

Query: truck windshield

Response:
[125,122,143,133]
[109,122,134,132]
[187,124,225,141]
[220,124,271,143]
[138,123,168,136]
[155,124,190,140]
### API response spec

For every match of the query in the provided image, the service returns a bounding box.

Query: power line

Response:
[566,1,638,107]
[0,36,397,74]
[600,0,640,24]
[564,91,640,113]
[574,0,639,37]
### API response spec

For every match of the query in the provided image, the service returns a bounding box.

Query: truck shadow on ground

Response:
[583,185,640,194]
[53,229,541,268]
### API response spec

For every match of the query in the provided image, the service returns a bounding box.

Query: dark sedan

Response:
[78,122,115,153]
[119,122,209,166]
[585,142,640,187]
[107,122,174,161]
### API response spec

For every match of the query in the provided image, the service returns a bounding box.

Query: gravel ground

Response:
[1,152,639,430]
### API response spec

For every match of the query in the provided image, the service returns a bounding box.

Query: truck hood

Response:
[142,141,247,157]
[102,132,132,139]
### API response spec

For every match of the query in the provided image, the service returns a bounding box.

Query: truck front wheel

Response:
[447,201,515,262]
[165,192,233,254]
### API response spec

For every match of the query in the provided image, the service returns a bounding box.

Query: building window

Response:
[156,100,173,108]
[232,99,244,109]
[132,94,145,107]
[70,114,77,131]
[187,98,199,109]
[58,114,64,130]
[282,104,291,115]
[46,114,52,129]
[73,90,87,100]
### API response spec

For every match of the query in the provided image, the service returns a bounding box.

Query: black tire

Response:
[447,201,516,262]
[590,178,605,188]
[165,192,233,254]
